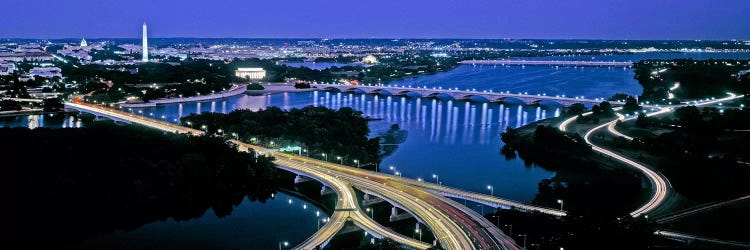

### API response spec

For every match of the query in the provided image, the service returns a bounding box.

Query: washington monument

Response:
[142,22,148,62]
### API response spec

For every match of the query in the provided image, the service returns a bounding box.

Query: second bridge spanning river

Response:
[312,83,622,106]
[461,59,634,67]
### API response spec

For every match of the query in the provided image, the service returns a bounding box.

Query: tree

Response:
[42,97,64,112]
[591,105,601,116]
[623,96,641,112]
[247,83,265,90]
[567,103,586,116]
[608,93,630,102]
[598,101,614,117]
[635,113,650,128]
[674,106,702,128]
[0,99,22,111]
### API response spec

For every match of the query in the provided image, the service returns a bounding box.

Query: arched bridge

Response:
[312,84,620,107]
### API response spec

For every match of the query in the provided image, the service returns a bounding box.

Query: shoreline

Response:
[120,84,249,108]
[0,108,45,117]
[246,83,317,94]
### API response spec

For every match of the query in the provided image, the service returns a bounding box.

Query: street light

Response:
[518,234,527,249]
[415,228,423,241]
[337,156,342,164]
[395,171,401,177]
[279,241,288,250]
[432,174,440,185]
[477,204,484,215]
[531,243,541,250]
[322,153,328,162]
[489,215,500,226]
[318,217,328,229]
[505,224,513,237]
[353,159,359,168]
[366,208,374,218]
[557,199,564,210]
[487,185,494,197]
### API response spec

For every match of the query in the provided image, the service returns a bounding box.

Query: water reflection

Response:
[74,192,323,250]
[123,91,560,202]
[0,113,83,129]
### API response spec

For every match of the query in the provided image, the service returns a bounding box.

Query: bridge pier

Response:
[321,186,334,195]
[295,175,313,184]
[389,206,413,222]
[362,194,385,206]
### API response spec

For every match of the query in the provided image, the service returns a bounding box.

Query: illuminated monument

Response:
[142,22,148,62]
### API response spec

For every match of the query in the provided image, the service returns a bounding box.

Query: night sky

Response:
[2,0,749,39]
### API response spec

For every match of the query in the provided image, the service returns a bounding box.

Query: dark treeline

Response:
[618,106,750,201]
[633,59,750,103]
[501,126,592,171]
[181,106,381,170]
[484,209,660,250]
[0,99,22,111]
[501,126,642,214]
[1,124,279,249]
[499,126,648,247]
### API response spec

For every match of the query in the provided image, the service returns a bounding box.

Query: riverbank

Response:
[120,84,248,108]
[246,83,317,94]
[501,115,646,216]
[0,108,44,117]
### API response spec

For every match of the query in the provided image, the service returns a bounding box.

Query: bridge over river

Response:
[461,59,633,67]
[312,83,621,106]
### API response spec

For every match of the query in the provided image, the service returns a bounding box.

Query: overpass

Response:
[260,148,516,250]
[273,159,433,250]
[67,101,524,250]
[1,97,44,103]
[312,83,618,106]
[461,59,633,67]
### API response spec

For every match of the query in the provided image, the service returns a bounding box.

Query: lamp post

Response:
[395,171,401,177]
[531,243,541,250]
[353,159,359,168]
[415,228,422,241]
[557,199,564,210]
[337,156,343,164]
[490,215,500,226]
[322,153,328,162]
[366,208,374,218]
[432,174,440,185]
[505,224,513,237]
[518,234,527,249]
[318,217,328,229]
[477,204,484,215]
[487,185,494,197]
[279,241,288,250]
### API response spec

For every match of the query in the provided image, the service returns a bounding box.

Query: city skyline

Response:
[1,0,749,40]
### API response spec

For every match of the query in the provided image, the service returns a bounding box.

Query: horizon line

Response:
[1,37,749,42]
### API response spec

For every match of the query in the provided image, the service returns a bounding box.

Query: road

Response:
[560,93,745,218]
[67,101,520,250]
[397,177,566,217]
[253,145,520,250]
[655,230,750,248]
[271,158,432,250]
[656,194,750,224]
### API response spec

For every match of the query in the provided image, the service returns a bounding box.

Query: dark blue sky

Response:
[2,0,749,39]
